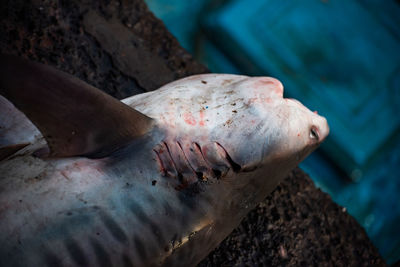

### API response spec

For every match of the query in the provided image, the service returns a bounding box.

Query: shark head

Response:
[124,74,329,192]
[204,76,329,173]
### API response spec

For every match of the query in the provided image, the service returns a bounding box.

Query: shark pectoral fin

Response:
[0,54,154,158]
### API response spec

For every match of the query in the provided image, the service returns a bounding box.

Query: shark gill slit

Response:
[162,141,181,180]
[180,140,220,181]
[193,142,218,178]
[176,140,199,177]
[215,142,242,172]
[179,141,206,181]
[154,140,241,184]
[153,148,167,176]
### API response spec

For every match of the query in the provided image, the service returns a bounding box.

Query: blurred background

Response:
[144,0,400,264]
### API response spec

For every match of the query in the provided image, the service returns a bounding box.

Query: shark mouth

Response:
[153,140,242,190]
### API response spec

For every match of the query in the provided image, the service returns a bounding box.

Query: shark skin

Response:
[0,69,329,266]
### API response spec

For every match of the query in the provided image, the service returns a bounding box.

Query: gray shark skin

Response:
[0,55,329,266]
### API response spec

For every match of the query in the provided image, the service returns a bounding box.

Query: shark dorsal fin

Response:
[0,54,154,158]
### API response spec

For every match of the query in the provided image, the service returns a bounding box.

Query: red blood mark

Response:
[255,79,274,90]
[265,97,272,103]
[297,133,301,137]
[251,120,256,124]
[260,79,275,85]
[183,112,196,126]
[199,110,205,126]
[314,111,318,114]
[154,151,166,175]
[254,78,283,97]
[201,145,208,158]
[153,143,177,177]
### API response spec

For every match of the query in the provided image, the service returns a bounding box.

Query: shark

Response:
[0,54,329,266]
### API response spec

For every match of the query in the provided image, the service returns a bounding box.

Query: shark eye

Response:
[309,126,319,141]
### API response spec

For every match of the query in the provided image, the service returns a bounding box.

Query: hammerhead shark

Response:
[0,54,329,266]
